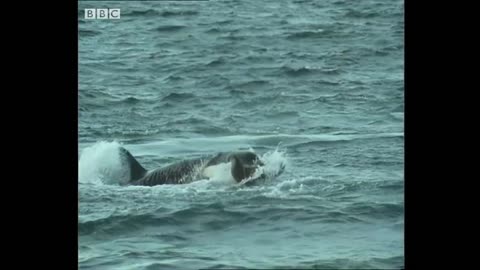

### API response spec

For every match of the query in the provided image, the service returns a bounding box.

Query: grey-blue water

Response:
[78,0,404,269]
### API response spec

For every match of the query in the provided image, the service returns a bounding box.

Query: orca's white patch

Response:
[201,162,235,182]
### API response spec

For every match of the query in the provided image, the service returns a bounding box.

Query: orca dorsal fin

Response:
[119,147,148,182]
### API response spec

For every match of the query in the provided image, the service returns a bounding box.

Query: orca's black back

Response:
[130,157,207,186]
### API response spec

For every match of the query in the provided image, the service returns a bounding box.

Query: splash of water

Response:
[237,147,288,186]
[78,141,130,185]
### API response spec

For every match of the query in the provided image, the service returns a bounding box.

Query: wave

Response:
[343,202,404,220]
[345,9,379,19]
[161,92,196,101]
[79,30,100,37]
[123,9,160,17]
[156,25,187,32]
[205,57,226,66]
[110,133,403,153]
[286,29,334,40]
[160,10,199,17]
[79,201,250,236]
[204,27,222,34]
[281,65,340,76]
[121,96,141,104]
[292,256,403,269]
[123,9,199,18]
[232,80,270,90]
[165,116,211,125]
[286,132,403,148]
[79,197,398,238]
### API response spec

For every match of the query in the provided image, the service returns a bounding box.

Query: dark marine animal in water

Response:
[119,147,284,186]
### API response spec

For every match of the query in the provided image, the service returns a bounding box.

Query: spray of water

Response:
[78,141,131,185]
[237,146,288,186]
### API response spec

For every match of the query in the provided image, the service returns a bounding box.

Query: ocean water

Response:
[78,0,404,269]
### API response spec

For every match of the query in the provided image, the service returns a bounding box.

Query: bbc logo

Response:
[85,9,120,20]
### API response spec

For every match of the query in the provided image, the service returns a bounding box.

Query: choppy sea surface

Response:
[78,0,404,269]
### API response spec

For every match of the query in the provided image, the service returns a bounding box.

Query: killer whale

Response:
[119,147,282,186]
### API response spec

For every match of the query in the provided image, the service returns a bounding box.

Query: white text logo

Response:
[85,9,120,20]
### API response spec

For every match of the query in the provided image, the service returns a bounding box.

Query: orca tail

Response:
[118,147,148,183]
